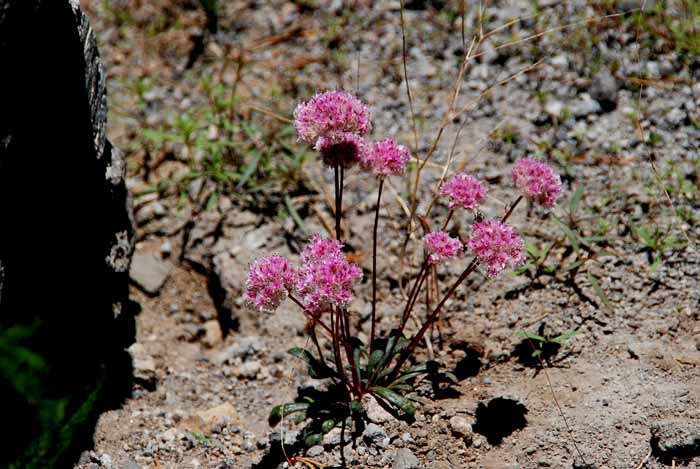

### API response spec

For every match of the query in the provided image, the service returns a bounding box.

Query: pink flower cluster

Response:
[245,256,297,312]
[296,235,363,314]
[424,231,464,265]
[294,91,372,168]
[467,220,524,277]
[440,174,487,210]
[511,159,562,208]
[244,236,362,315]
[361,138,411,178]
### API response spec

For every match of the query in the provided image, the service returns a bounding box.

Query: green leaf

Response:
[269,402,310,426]
[587,272,613,313]
[554,217,580,253]
[370,387,416,417]
[513,262,534,275]
[236,149,263,189]
[352,344,362,380]
[389,363,428,386]
[564,260,583,272]
[550,330,578,345]
[288,347,333,379]
[443,371,459,384]
[648,253,662,274]
[367,349,384,375]
[569,185,584,215]
[524,239,539,259]
[321,419,336,433]
[206,191,218,211]
[350,399,362,415]
[517,331,546,342]
[304,433,323,447]
[284,195,307,234]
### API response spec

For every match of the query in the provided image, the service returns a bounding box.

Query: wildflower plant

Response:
[245,90,564,448]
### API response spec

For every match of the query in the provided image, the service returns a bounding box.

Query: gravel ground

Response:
[77,1,699,468]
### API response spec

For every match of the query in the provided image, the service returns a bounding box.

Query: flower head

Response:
[424,231,464,265]
[511,159,562,208]
[361,138,411,178]
[467,220,524,277]
[294,91,372,168]
[296,235,363,314]
[245,256,297,311]
[317,132,367,168]
[440,174,487,210]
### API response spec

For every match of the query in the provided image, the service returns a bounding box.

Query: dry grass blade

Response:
[633,448,652,469]
[384,178,411,218]
[241,102,294,124]
[524,335,588,466]
[399,0,420,155]
[470,10,640,62]
[630,0,692,245]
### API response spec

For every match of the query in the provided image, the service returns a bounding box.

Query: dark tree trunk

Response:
[0,1,135,467]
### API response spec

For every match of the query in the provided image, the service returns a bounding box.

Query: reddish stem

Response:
[370,179,384,354]
[386,195,525,381]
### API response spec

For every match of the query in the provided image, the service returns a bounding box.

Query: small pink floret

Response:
[296,235,363,314]
[293,90,372,168]
[245,256,297,312]
[440,174,487,210]
[424,231,464,265]
[511,159,562,208]
[467,220,524,277]
[361,138,411,178]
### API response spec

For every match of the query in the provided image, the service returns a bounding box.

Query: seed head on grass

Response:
[440,174,487,210]
[245,256,297,312]
[296,235,363,314]
[467,220,525,277]
[424,231,464,265]
[293,90,372,168]
[511,159,562,208]
[361,138,411,178]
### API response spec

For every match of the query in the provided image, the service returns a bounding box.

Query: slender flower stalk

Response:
[387,195,526,381]
[370,179,384,353]
[363,138,410,353]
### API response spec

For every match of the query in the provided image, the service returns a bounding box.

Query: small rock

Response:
[323,427,343,446]
[665,108,686,128]
[393,448,421,469]
[235,360,261,379]
[449,415,474,446]
[307,445,324,457]
[127,343,156,389]
[544,100,564,120]
[619,0,655,11]
[363,423,388,446]
[215,336,264,364]
[159,240,172,257]
[590,69,618,111]
[123,458,141,469]
[99,453,113,468]
[572,96,602,118]
[270,429,299,447]
[551,55,568,69]
[364,394,394,424]
[129,252,172,295]
[159,428,179,443]
[651,419,700,460]
[182,402,240,435]
[202,320,223,348]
